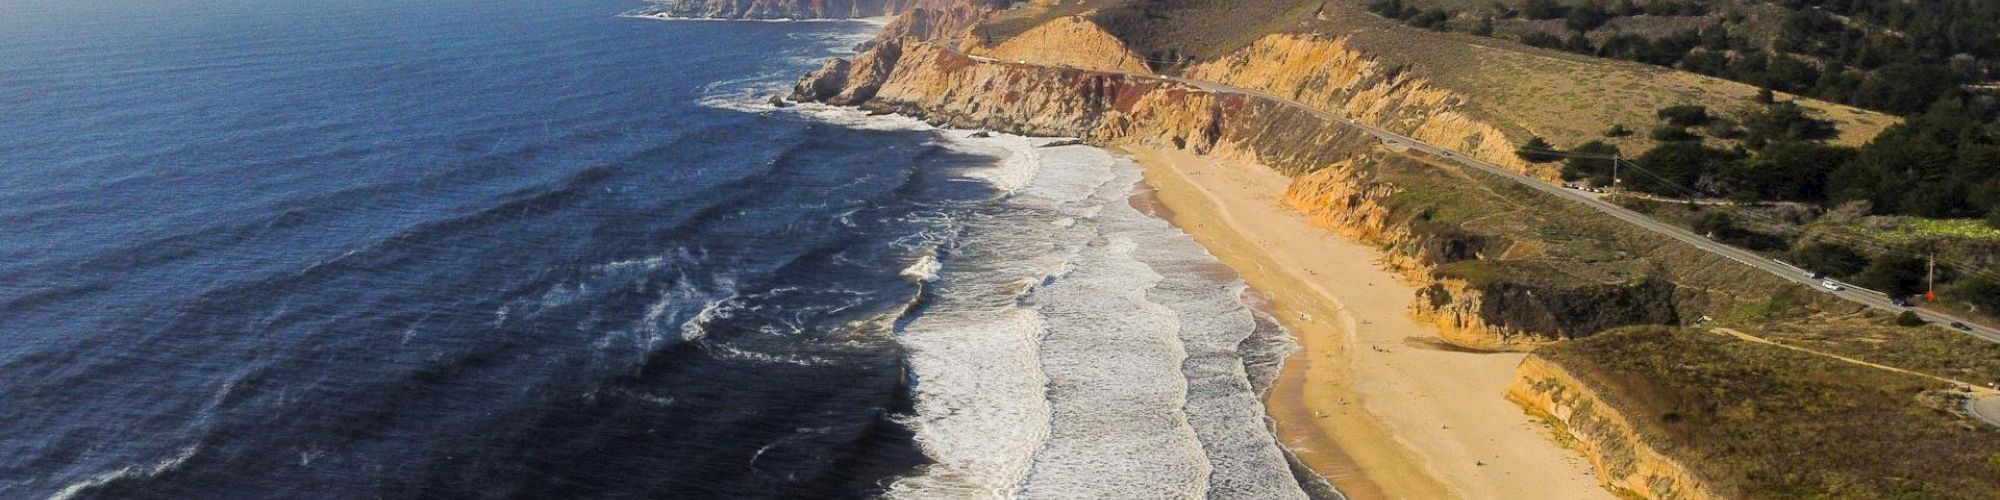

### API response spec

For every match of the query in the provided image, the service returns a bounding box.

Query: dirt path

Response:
[1709,327,2000,426]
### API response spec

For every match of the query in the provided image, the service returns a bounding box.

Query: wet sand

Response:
[1119,145,1608,499]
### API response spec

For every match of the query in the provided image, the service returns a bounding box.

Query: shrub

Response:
[1605,124,1633,137]
[1792,242,1867,277]
[1895,311,1926,327]
[1517,137,1564,163]
[1472,16,1495,36]
[1657,105,1712,127]
[1651,125,1698,142]
[1565,3,1610,32]
[1410,8,1452,29]
[1693,211,1738,237]
[1520,31,1564,49]
[1520,0,1568,20]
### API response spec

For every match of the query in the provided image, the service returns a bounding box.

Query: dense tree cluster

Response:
[1822,98,2000,219]
[1365,0,2000,118]
[1364,0,1454,30]
[1608,97,1999,222]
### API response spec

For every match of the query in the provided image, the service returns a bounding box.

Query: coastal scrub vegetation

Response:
[1543,326,2000,498]
[1365,0,1999,116]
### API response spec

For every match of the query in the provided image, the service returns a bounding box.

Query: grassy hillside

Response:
[1544,326,2000,498]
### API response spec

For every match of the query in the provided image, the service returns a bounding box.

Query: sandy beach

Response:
[1120,145,1608,499]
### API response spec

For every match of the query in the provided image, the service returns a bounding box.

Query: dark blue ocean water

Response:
[0,1,985,497]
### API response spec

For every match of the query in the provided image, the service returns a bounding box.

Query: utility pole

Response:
[1611,154,1622,194]
[1928,254,1938,302]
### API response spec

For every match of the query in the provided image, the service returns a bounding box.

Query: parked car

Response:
[1891,297,1911,307]
[1821,280,1845,291]
[1806,270,1826,279]
[1951,322,1973,331]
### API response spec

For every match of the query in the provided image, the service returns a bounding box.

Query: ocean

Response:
[0,0,1319,498]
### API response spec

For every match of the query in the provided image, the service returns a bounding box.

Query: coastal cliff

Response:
[641,0,1000,19]
[791,28,1780,350]
[784,6,2000,499]
[1507,352,1724,499]
[1183,35,1547,180]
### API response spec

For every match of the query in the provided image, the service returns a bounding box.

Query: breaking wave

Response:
[775,108,1319,498]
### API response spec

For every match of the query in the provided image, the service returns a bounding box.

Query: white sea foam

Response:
[881,131,1313,498]
[50,445,201,500]
[901,249,943,282]
[952,134,1044,194]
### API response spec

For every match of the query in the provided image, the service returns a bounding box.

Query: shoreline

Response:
[1117,145,1608,499]
[617,12,892,25]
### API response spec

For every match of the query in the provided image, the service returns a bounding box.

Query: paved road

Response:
[953,51,2000,342]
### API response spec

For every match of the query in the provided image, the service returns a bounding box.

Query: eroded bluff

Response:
[789,17,1813,352]
[644,0,1001,19]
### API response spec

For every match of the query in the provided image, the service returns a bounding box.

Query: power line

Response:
[1516,144,2000,282]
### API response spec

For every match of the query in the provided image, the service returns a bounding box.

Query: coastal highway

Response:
[950,49,2000,343]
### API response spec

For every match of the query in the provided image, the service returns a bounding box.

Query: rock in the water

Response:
[1037,139,1085,148]
[791,58,853,103]
[969,130,992,138]
[768,95,794,108]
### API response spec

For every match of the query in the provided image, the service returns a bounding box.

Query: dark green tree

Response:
[1856,254,1928,298]
[1791,241,1868,278]
[1561,141,1622,185]
[1741,102,1836,147]
[1725,141,1856,201]
[1657,105,1711,127]
[1566,3,1610,32]
[1952,275,2000,313]
[1516,137,1563,163]
[1630,142,1726,195]
[1693,211,1738,238]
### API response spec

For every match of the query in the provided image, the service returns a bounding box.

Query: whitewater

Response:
[776,99,1321,498]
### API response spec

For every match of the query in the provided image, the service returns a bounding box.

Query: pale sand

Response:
[1120,145,1609,500]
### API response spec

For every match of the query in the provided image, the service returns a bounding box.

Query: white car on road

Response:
[1821,280,1845,291]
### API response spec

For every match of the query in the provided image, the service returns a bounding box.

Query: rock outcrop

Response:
[1507,353,1725,499]
[975,16,1154,75]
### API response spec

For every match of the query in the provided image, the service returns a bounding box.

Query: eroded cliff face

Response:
[867,3,989,46]
[1508,354,1724,499]
[973,16,1154,75]
[1184,35,1546,180]
[645,0,998,19]
[792,33,1690,350]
